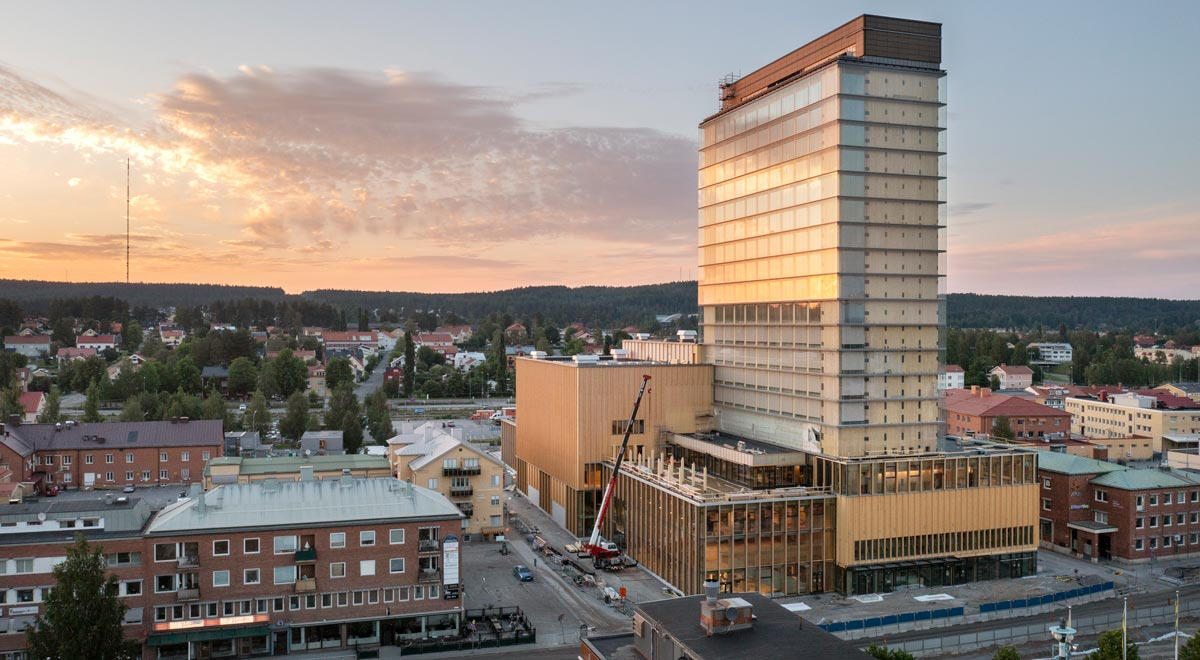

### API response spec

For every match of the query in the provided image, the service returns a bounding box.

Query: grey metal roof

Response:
[201,366,229,378]
[301,430,343,453]
[7,420,223,451]
[1036,451,1124,476]
[144,477,461,535]
[0,498,153,545]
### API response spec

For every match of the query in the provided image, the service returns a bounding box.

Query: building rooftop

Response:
[2,420,223,454]
[0,497,153,545]
[1035,451,1124,476]
[944,390,1069,418]
[1090,468,1200,491]
[144,477,461,535]
[204,454,391,477]
[517,354,701,368]
[631,593,874,660]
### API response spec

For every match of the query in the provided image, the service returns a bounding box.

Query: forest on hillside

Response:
[1,279,1197,331]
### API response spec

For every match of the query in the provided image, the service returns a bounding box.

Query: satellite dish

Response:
[724,607,738,621]
[37,512,46,521]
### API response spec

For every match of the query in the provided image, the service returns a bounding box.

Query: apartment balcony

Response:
[449,485,474,497]
[443,466,481,477]
[177,588,200,601]
[295,578,317,593]
[418,570,442,583]
[294,548,317,562]
[177,556,199,569]
[418,540,440,553]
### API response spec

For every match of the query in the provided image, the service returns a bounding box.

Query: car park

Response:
[513,565,534,582]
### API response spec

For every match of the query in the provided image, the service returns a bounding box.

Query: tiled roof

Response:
[56,347,97,358]
[3,335,49,345]
[1090,468,1200,491]
[76,335,116,344]
[6,420,223,451]
[945,392,1070,418]
[944,365,964,373]
[18,392,43,415]
[1035,450,1123,476]
[322,331,377,343]
[991,364,1033,375]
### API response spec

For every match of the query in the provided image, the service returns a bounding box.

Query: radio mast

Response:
[126,157,130,284]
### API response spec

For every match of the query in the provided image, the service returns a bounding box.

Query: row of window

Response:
[66,469,181,483]
[36,451,211,465]
[1134,534,1200,551]
[1134,512,1200,528]
[158,557,416,591]
[153,528,419,561]
[151,585,440,623]
[853,526,1035,562]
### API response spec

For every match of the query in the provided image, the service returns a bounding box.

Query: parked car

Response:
[122,484,136,493]
[513,565,534,582]
[43,484,60,497]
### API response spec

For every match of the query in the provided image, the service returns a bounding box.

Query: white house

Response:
[3,335,51,359]
[76,334,118,351]
[989,364,1034,390]
[1028,342,1072,364]
[938,365,965,391]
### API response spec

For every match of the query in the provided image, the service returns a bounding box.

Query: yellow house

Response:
[203,454,392,489]
[388,423,506,540]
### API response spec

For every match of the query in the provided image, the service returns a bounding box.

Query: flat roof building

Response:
[203,454,393,489]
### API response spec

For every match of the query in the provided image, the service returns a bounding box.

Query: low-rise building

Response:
[388,423,505,540]
[159,328,185,348]
[1066,392,1200,454]
[0,419,223,489]
[434,325,472,344]
[204,455,393,489]
[989,364,1034,390]
[938,365,964,391]
[17,392,43,424]
[1026,385,1071,410]
[76,334,118,352]
[944,387,1071,440]
[2,335,50,359]
[1028,342,1073,364]
[322,331,379,352]
[1159,383,1200,404]
[301,430,343,455]
[55,346,97,363]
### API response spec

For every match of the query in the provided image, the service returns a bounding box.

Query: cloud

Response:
[950,201,993,216]
[0,64,696,252]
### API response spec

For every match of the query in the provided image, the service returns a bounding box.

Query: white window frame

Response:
[360,530,375,547]
[212,540,230,557]
[329,532,346,549]
[244,538,260,554]
[389,529,405,545]
[243,568,260,585]
[330,562,346,579]
[389,558,405,574]
[360,560,375,577]
[212,570,230,588]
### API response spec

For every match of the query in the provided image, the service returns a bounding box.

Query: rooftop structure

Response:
[203,454,392,488]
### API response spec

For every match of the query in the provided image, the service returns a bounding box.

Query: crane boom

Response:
[587,374,651,551]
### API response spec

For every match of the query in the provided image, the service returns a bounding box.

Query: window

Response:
[159,470,168,480]
[244,568,260,585]
[1165,535,1173,547]
[389,529,405,545]
[155,606,168,622]
[1151,516,1159,528]
[353,591,364,606]
[1165,493,1174,505]
[14,558,32,574]
[1042,478,1051,489]
[305,594,317,609]
[611,419,645,435]
[160,452,168,462]
[337,592,348,607]
[1136,517,1144,529]
[142,470,150,481]
[106,454,114,464]
[1042,499,1051,511]
[44,455,53,465]
[126,471,134,481]
[273,566,296,585]
[413,585,424,600]
[397,586,409,601]
[181,468,190,480]
[330,532,346,549]
[1151,495,1159,506]
[427,478,438,490]
[105,471,114,481]
[429,585,439,599]
[1136,538,1144,551]
[85,454,94,465]
[330,562,346,578]
[271,598,283,613]
[368,589,379,604]
[126,453,134,463]
[213,540,230,556]
[389,558,405,574]
[1095,511,1108,524]
[360,530,375,547]
[62,455,71,465]
[155,575,177,593]
[1179,513,1187,525]
[491,495,500,506]
[442,458,458,469]
[181,451,189,462]
[202,451,210,461]
[274,536,297,554]
[1165,516,1173,527]
[289,596,300,610]
[492,474,501,487]
[256,598,269,614]
[124,580,142,596]
[213,570,230,587]
[322,593,333,608]
[244,538,260,554]
[491,515,502,527]
[1192,513,1199,525]
[1094,490,1108,503]
[1151,537,1158,549]
[154,543,178,562]
[360,560,375,577]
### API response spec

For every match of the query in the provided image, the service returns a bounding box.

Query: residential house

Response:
[452,352,487,372]
[18,392,44,424]
[55,346,97,363]
[3,335,50,359]
[415,333,455,358]
[503,323,527,343]
[387,422,505,540]
[322,331,379,352]
[307,364,327,398]
[990,364,1034,390]
[434,325,473,344]
[200,366,230,393]
[944,387,1071,440]
[937,365,964,391]
[76,334,118,352]
[159,328,185,348]
[1158,383,1200,404]
[1028,342,1073,364]
[1025,385,1071,410]
[267,349,317,363]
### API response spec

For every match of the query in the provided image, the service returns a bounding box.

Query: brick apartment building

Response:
[1038,450,1200,562]
[0,420,223,490]
[945,387,1071,440]
[0,477,465,659]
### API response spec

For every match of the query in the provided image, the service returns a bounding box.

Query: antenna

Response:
[125,157,130,284]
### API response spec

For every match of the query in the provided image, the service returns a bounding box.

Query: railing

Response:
[449,486,474,497]
[295,578,317,593]
[443,467,481,477]
[177,556,199,569]
[418,570,441,583]
[177,588,200,601]
[418,540,440,553]
[294,548,317,562]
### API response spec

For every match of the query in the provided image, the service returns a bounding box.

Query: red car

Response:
[43,485,60,497]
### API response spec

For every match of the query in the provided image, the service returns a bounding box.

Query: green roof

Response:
[1035,451,1124,476]
[203,454,390,476]
[1090,468,1200,491]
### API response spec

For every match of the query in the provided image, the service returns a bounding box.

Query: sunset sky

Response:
[1,1,1197,296]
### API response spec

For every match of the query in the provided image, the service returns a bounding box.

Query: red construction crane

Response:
[583,374,651,564]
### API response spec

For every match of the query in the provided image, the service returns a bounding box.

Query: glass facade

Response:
[837,551,1036,595]
[698,57,947,457]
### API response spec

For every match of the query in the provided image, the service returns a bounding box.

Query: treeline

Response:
[0,279,284,312]
[948,293,1200,331]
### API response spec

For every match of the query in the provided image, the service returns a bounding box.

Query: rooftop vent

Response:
[529,350,547,360]
[610,348,629,360]
[699,583,754,636]
[572,354,600,364]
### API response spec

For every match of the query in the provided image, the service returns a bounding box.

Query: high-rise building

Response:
[698,15,946,458]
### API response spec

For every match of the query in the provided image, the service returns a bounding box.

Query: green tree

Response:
[403,331,416,397]
[491,329,508,393]
[866,644,915,660]
[325,357,353,390]
[992,647,1020,660]
[226,357,258,397]
[357,307,369,331]
[279,391,309,442]
[51,317,75,346]
[342,415,364,455]
[325,382,360,431]
[174,356,202,394]
[0,351,27,390]
[243,390,270,437]
[270,349,308,397]
[1178,629,1200,660]
[365,389,392,443]
[201,388,229,429]
[83,379,103,422]
[37,386,62,423]
[1087,628,1138,660]
[992,416,1014,440]
[118,396,145,422]
[26,534,139,660]
[121,319,143,353]
[989,374,1001,390]
[0,388,21,421]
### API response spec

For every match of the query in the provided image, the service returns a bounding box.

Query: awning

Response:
[1068,521,1118,534]
[147,625,271,647]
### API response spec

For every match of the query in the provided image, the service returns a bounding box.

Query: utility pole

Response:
[1122,595,1127,660]
[1174,589,1180,660]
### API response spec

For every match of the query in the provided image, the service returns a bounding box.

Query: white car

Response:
[238,404,247,412]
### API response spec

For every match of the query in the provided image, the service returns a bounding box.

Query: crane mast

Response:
[586,374,651,554]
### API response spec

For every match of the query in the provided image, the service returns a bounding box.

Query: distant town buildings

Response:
[990,364,1034,390]
[1027,342,1073,364]
[944,387,1071,441]
[938,365,965,391]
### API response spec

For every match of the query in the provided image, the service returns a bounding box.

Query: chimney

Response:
[703,580,719,606]
[970,385,979,395]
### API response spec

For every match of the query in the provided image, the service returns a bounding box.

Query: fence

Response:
[819,607,966,634]
[979,581,1114,614]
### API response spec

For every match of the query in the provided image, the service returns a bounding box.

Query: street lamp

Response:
[1049,606,1077,659]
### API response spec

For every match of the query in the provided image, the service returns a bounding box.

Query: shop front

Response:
[148,623,271,659]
